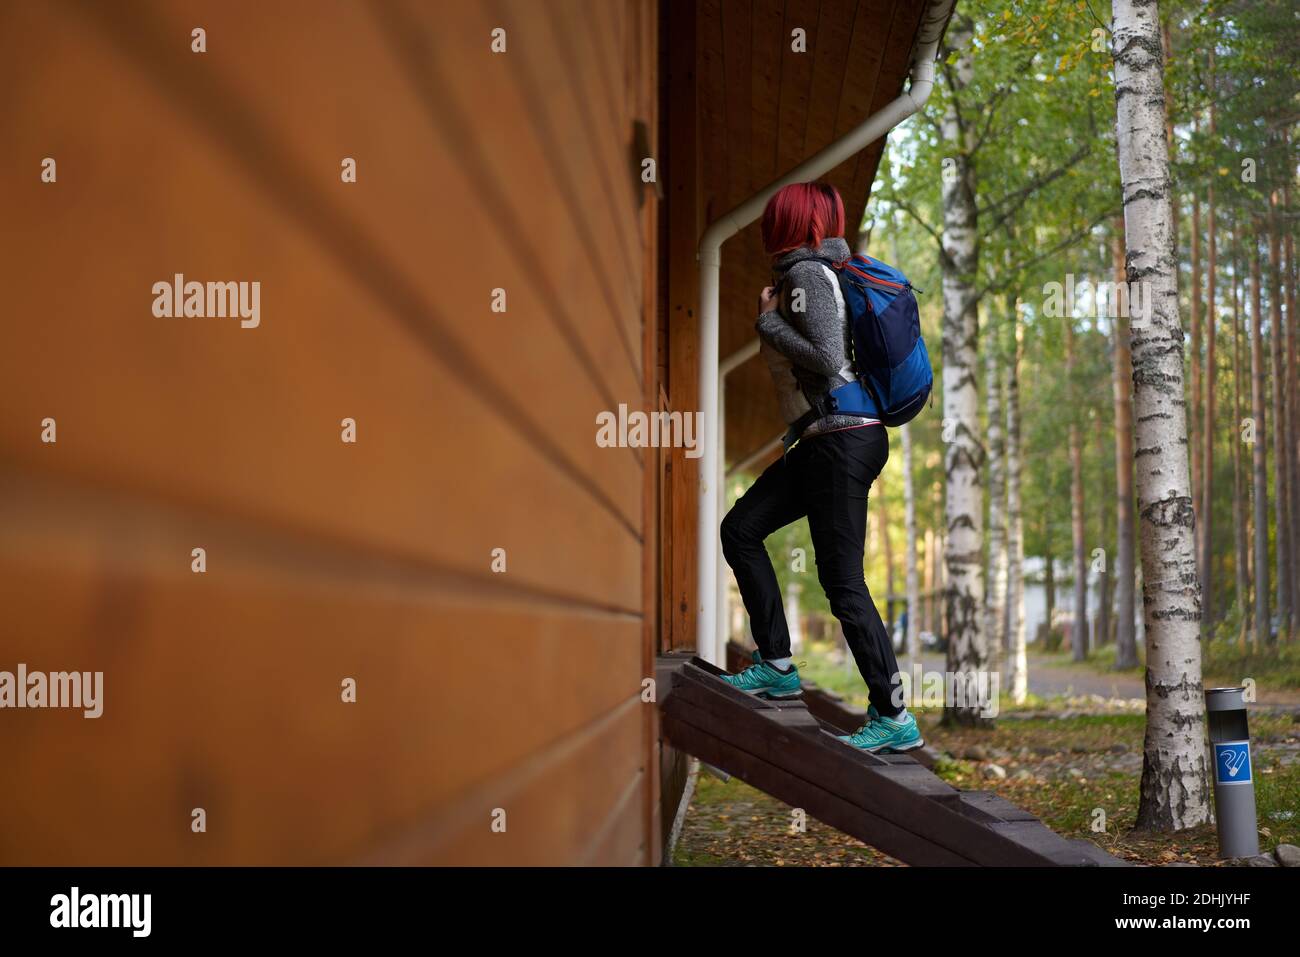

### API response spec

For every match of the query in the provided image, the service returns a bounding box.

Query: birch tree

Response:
[903,423,922,663]
[1111,0,1209,830]
[1112,223,1139,667]
[939,15,987,724]
[878,2,1112,721]
[1005,310,1027,704]
[984,303,1008,664]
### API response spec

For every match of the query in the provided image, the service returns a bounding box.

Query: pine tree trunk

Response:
[1005,314,1027,703]
[1269,193,1293,641]
[903,423,921,663]
[1231,231,1251,650]
[1113,223,1139,667]
[1111,0,1210,830]
[1285,181,1300,635]
[1200,50,1217,635]
[1250,229,1270,649]
[939,15,987,725]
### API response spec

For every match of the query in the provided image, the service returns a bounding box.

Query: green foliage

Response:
[871,0,1130,576]
[875,0,1294,638]
[730,0,1299,671]
[1202,640,1300,691]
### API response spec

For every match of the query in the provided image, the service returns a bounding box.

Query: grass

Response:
[1202,640,1300,691]
[928,709,1300,864]
[793,640,875,707]
[1037,642,1141,674]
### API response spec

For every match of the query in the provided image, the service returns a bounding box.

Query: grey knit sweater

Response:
[755,236,876,440]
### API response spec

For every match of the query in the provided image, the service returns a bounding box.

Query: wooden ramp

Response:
[658,654,1126,867]
[722,641,946,768]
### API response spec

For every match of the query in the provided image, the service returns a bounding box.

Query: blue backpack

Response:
[810,254,932,428]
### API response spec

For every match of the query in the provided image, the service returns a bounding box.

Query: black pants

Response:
[720,425,903,717]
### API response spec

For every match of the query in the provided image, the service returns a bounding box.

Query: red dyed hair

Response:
[760,182,846,258]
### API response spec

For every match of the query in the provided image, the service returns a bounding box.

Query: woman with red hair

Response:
[719,181,921,754]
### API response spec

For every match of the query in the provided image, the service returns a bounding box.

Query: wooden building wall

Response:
[0,0,661,866]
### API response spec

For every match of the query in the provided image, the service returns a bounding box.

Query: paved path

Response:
[903,652,1300,711]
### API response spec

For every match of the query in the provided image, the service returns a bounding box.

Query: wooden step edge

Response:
[662,712,979,866]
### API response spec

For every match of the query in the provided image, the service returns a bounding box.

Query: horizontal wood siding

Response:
[0,0,657,865]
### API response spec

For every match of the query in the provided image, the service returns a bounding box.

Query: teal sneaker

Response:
[838,710,924,753]
[721,652,802,699]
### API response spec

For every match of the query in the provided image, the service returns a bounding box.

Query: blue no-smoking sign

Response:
[1214,741,1252,785]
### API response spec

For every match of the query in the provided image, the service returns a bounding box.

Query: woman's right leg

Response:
[719,454,806,660]
[797,427,905,717]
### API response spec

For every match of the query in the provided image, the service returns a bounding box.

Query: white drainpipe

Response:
[715,339,761,662]
[694,0,952,664]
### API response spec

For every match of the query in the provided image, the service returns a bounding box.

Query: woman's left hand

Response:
[758,285,779,315]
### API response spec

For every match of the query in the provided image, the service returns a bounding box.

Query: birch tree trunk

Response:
[1250,231,1271,649]
[903,423,921,663]
[985,305,1007,667]
[940,15,986,724]
[1067,321,1089,660]
[1043,530,1056,644]
[1111,0,1209,830]
[1268,193,1292,642]
[935,486,948,637]
[932,483,946,640]
[786,583,803,653]
[923,526,935,638]
[1005,311,1027,704]
[1113,223,1139,667]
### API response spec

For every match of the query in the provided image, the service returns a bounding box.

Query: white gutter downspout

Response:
[695,0,953,664]
[715,339,761,662]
